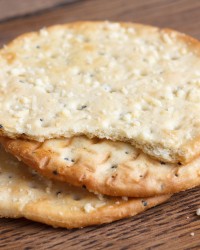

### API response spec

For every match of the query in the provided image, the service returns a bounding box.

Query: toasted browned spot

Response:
[90,137,102,144]
[2,52,16,64]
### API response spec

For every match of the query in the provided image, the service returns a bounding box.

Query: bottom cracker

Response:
[0,146,170,228]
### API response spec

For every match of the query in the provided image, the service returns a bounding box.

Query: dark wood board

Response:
[0,0,78,22]
[0,0,200,249]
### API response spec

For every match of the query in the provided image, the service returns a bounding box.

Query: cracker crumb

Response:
[72,206,78,211]
[84,203,95,213]
[190,232,195,237]
[196,208,200,216]
[97,194,104,201]
[95,203,106,208]
[45,187,51,194]
[122,196,128,201]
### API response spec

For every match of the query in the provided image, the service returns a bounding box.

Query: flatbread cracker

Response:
[0,22,200,163]
[0,145,170,228]
[1,136,200,198]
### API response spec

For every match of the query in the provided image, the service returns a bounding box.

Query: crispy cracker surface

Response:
[0,22,200,163]
[1,136,200,197]
[0,145,170,228]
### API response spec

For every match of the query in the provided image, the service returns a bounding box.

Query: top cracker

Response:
[0,21,200,164]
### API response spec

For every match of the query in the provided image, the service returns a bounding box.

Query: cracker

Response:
[1,136,200,198]
[0,145,170,228]
[0,22,200,163]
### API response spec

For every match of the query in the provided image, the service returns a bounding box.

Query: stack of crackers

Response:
[0,21,200,229]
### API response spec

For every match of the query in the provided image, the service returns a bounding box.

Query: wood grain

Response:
[0,0,79,21]
[0,0,200,249]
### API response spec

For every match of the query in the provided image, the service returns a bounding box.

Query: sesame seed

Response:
[52,170,58,175]
[142,200,148,206]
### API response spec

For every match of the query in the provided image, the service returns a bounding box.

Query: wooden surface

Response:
[0,0,200,249]
[0,0,78,21]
